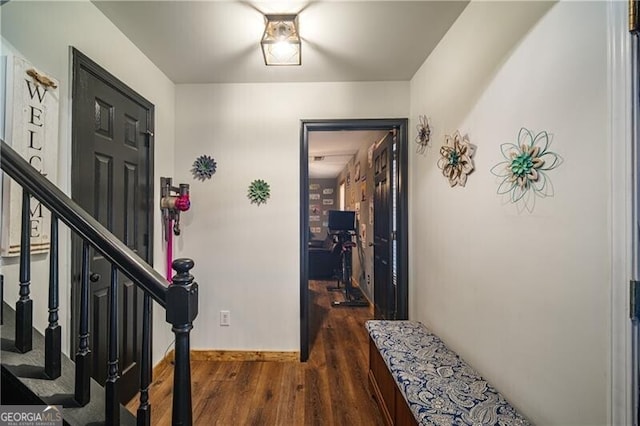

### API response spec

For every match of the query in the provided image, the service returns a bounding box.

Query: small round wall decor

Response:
[415,115,431,155]
[490,127,561,212]
[437,131,475,187]
[247,179,271,206]
[191,155,217,181]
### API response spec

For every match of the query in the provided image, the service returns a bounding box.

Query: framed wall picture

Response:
[368,143,375,167]
[369,203,374,225]
[310,193,320,200]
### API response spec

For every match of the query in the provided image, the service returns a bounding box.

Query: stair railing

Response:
[0,138,198,426]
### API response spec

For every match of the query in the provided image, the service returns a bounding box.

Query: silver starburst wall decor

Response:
[191,155,217,181]
[415,115,431,155]
[247,179,271,206]
[436,131,475,187]
[490,128,562,212]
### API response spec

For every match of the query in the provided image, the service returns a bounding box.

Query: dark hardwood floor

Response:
[127,279,384,425]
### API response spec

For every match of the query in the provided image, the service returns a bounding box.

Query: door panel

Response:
[373,132,395,319]
[94,154,113,225]
[72,50,153,403]
[124,162,139,249]
[122,280,137,374]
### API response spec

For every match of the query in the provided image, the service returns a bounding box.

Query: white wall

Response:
[0,2,622,422]
[0,0,176,365]
[409,2,609,424]
[175,81,408,351]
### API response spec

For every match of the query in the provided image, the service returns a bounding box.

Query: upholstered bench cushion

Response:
[366,320,530,426]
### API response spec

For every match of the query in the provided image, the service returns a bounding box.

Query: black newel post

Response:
[45,214,61,379]
[167,258,198,426]
[15,190,32,353]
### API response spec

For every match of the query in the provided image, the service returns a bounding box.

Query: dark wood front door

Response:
[71,49,154,403]
[373,131,395,319]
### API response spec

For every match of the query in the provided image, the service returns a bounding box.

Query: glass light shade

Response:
[261,15,301,66]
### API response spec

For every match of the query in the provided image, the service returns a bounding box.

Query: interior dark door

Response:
[373,131,395,319]
[72,50,153,403]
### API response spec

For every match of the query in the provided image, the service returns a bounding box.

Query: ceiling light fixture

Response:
[260,14,301,66]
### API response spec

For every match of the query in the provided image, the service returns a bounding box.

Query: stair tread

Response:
[1,302,136,425]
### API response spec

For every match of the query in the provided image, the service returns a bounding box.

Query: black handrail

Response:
[2,138,196,425]
[0,139,168,306]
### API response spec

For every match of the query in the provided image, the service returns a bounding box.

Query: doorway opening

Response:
[299,119,408,361]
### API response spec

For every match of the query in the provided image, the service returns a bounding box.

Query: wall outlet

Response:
[220,310,230,326]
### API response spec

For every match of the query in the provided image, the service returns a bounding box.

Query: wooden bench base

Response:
[368,337,416,426]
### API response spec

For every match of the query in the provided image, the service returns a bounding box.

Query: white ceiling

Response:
[92,0,469,84]
[91,1,468,177]
[309,130,387,178]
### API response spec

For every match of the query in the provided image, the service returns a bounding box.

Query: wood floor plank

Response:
[128,280,384,425]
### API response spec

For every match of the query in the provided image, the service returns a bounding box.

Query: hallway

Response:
[129,279,383,425]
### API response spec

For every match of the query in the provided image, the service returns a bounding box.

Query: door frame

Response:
[609,1,634,424]
[69,47,155,365]
[299,118,408,361]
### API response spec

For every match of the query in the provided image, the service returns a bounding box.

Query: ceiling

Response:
[93,0,469,84]
[92,1,468,178]
[309,130,387,178]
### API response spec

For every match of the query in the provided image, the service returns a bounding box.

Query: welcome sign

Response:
[1,55,59,257]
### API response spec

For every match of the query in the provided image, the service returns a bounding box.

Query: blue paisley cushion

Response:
[366,320,531,426]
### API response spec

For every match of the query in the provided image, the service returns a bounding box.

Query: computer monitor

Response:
[328,210,356,232]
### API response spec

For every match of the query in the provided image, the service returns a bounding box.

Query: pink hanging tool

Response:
[160,177,191,281]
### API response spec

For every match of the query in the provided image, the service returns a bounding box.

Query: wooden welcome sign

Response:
[1,55,59,257]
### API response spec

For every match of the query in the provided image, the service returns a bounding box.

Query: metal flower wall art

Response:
[437,131,475,187]
[191,155,217,181]
[490,128,562,212]
[415,115,431,154]
[247,179,271,206]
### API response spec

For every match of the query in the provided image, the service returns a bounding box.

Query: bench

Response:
[366,320,530,426]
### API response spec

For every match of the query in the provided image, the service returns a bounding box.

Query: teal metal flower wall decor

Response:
[490,128,561,212]
[247,179,271,205]
[436,131,475,187]
[192,155,217,181]
[415,115,431,155]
